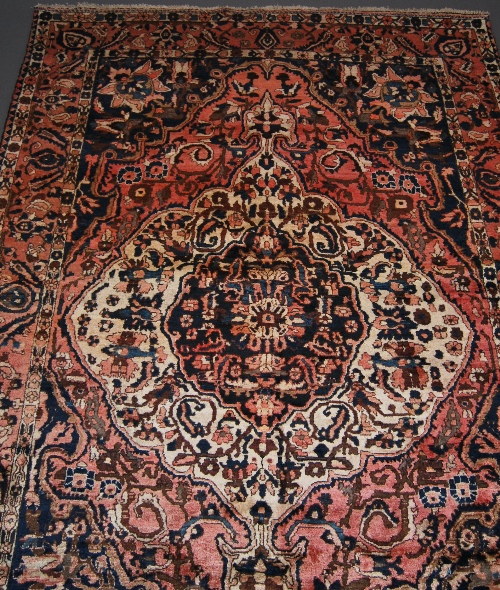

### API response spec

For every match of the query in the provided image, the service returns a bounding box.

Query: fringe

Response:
[35,4,490,17]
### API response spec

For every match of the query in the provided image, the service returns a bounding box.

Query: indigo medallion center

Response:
[166,225,366,430]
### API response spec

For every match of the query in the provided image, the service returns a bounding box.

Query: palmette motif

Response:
[1,6,500,590]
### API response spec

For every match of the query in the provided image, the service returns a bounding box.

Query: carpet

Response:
[1,4,500,589]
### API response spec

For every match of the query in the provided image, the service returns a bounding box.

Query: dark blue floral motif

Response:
[99,478,123,498]
[145,160,168,178]
[64,464,95,492]
[117,166,142,185]
[399,174,421,194]
[419,486,446,508]
[449,474,478,504]
[372,170,396,189]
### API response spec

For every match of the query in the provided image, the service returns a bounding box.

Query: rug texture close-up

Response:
[2,4,500,589]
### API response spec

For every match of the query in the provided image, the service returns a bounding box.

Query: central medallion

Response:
[68,89,472,525]
[166,225,366,430]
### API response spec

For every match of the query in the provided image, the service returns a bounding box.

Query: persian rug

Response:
[2,4,500,589]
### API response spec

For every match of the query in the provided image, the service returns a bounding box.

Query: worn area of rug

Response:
[3,4,500,589]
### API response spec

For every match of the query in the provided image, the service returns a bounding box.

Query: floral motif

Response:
[99,478,123,498]
[364,66,437,122]
[98,61,170,112]
[117,166,142,185]
[372,170,396,189]
[449,474,478,504]
[64,464,95,492]
[399,174,422,194]
[419,486,447,508]
[167,225,366,430]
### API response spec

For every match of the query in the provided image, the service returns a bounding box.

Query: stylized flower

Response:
[344,319,359,334]
[445,341,463,356]
[99,478,122,499]
[289,366,303,381]
[449,474,478,504]
[98,61,170,112]
[99,319,114,332]
[225,363,241,379]
[179,314,193,328]
[64,464,95,492]
[228,211,245,229]
[212,425,234,445]
[433,326,448,339]
[117,166,142,185]
[292,428,313,448]
[372,170,396,189]
[78,314,91,327]
[246,297,291,340]
[416,329,433,343]
[364,66,436,122]
[84,300,98,312]
[419,486,446,508]
[399,174,421,194]
[250,501,272,524]
[450,327,464,340]
[145,161,168,178]
[331,332,344,344]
